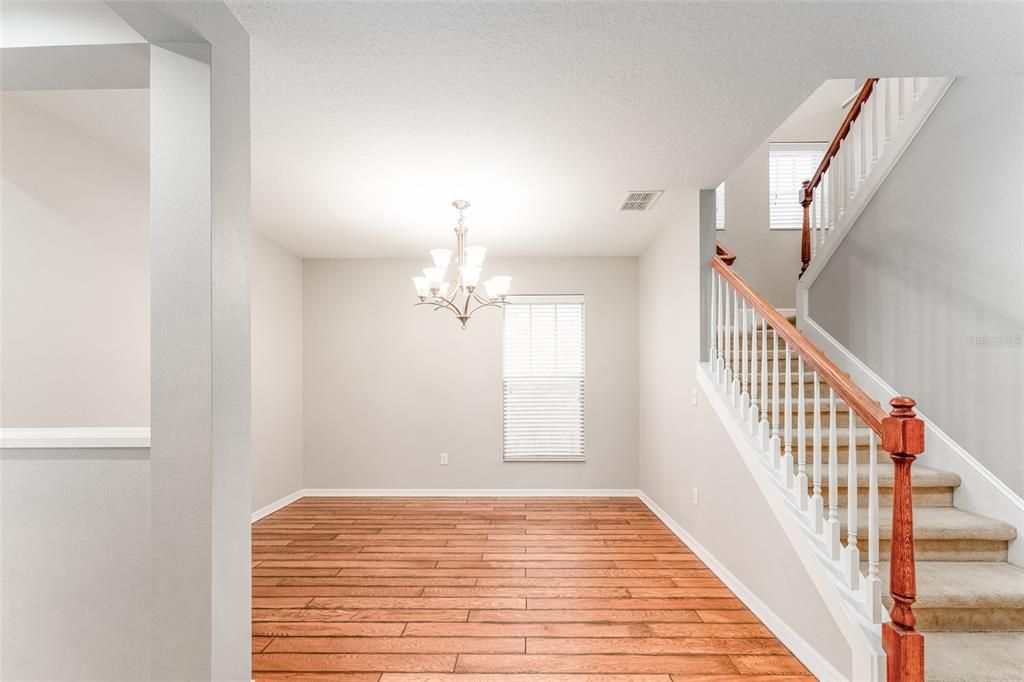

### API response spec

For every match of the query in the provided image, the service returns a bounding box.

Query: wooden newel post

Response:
[881,396,926,682]
[799,180,812,278]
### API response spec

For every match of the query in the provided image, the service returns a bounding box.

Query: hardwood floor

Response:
[252,496,813,681]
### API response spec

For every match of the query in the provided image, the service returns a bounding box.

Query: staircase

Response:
[758,336,1024,680]
[707,250,1024,681]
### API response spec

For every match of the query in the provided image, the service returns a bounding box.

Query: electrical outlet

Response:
[440,452,449,466]
[690,388,698,405]
[691,487,699,506]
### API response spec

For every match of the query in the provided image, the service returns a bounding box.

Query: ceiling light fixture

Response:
[412,200,512,329]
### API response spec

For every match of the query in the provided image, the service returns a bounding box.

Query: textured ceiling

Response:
[228,1,1022,257]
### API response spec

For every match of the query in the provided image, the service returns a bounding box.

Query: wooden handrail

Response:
[715,241,737,266]
[806,78,879,195]
[712,253,886,433]
[800,78,879,276]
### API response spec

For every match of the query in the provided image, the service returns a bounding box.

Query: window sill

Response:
[503,457,586,463]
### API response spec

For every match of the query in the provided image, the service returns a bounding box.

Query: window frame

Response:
[768,141,827,230]
[501,294,586,463]
[715,182,726,231]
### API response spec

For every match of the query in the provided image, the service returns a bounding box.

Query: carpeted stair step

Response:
[924,632,1024,681]
[806,463,959,507]
[841,506,1017,561]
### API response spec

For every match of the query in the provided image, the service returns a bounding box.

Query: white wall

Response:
[252,233,303,510]
[810,76,1024,496]
[1,92,149,427]
[0,90,152,680]
[720,79,855,308]
[303,257,638,490]
[638,193,854,679]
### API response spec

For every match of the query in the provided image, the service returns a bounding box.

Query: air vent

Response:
[619,190,663,211]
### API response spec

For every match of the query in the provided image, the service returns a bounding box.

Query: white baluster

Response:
[709,271,717,376]
[810,184,818,259]
[732,288,741,405]
[898,77,911,122]
[871,81,884,160]
[826,387,841,559]
[849,118,861,195]
[741,299,749,415]
[796,356,808,510]
[749,311,759,431]
[845,130,855,200]
[886,78,898,138]
[867,429,882,622]
[811,372,824,532]
[846,413,860,590]
[782,340,794,487]
[716,274,724,377]
[724,285,733,393]
[770,326,781,468]
[759,313,769,450]
[836,146,846,217]
[859,99,870,180]
[913,77,924,100]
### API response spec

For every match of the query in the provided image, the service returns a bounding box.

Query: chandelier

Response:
[412,200,512,329]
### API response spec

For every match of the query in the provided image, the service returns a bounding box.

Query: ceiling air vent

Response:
[619,190,663,211]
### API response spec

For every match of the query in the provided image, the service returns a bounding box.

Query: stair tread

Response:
[876,561,1024,609]
[924,632,1024,682]
[826,463,961,488]
[843,506,1018,541]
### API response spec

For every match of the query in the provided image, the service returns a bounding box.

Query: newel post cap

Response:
[882,396,925,456]
[800,180,812,205]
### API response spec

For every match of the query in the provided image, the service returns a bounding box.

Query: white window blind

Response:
[769,142,826,230]
[503,295,585,462]
[715,182,726,230]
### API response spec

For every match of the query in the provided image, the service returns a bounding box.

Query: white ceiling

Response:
[228,1,1022,258]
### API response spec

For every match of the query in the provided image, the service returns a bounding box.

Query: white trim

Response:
[638,490,849,682]
[299,488,640,498]
[0,427,150,449]
[797,78,954,318]
[801,316,1024,566]
[251,490,305,523]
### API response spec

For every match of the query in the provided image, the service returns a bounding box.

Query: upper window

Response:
[769,142,826,230]
[502,295,585,462]
[715,183,725,230]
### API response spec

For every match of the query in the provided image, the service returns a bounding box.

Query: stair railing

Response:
[710,244,925,682]
[799,77,939,277]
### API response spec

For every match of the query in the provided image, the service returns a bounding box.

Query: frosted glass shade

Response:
[464,245,487,267]
[423,267,445,287]
[460,265,482,287]
[412,276,430,297]
[484,275,511,298]
[430,248,452,269]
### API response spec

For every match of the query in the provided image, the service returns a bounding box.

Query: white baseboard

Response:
[251,488,642,523]
[251,489,305,522]
[300,488,641,498]
[0,427,151,449]
[801,316,1024,566]
[637,490,847,682]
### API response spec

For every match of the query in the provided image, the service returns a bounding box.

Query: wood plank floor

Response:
[252,496,813,681]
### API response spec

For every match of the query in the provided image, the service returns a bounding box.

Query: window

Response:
[769,142,826,230]
[715,183,726,230]
[503,295,585,461]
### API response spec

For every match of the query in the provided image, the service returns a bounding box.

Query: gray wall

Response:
[252,233,304,510]
[810,77,1024,496]
[302,257,638,490]
[721,79,854,308]
[1,449,151,680]
[638,192,854,679]
[1,92,149,427]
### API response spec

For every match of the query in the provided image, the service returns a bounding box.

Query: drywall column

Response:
[699,188,716,361]
[149,39,251,680]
